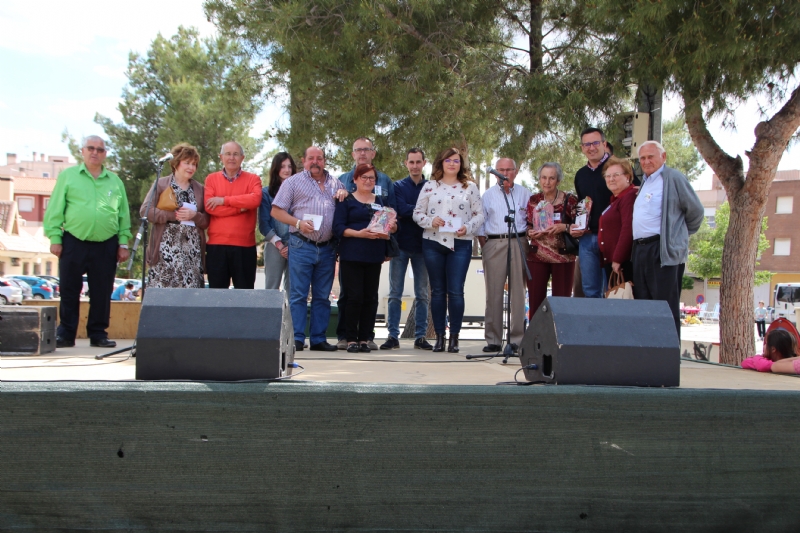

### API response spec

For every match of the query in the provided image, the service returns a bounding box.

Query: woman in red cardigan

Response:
[598,156,637,285]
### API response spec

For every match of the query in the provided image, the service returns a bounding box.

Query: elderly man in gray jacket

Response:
[631,140,704,339]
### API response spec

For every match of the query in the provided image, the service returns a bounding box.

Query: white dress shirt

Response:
[632,164,665,240]
[476,184,531,237]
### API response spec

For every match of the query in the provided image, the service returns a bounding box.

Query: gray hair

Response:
[638,140,666,157]
[81,135,105,148]
[496,157,517,170]
[220,141,245,157]
[537,162,563,183]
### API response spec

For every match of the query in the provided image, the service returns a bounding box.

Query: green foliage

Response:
[91,26,264,219]
[688,203,771,284]
[204,0,632,171]
[682,276,694,290]
[662,114,705,182]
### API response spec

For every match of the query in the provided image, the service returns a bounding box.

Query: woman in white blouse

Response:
[413,147,484,352]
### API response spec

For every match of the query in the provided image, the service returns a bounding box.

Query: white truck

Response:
[773,283,799,323]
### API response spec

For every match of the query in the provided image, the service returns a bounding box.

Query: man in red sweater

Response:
[204,141,262,289]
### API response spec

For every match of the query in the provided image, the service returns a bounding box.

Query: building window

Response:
[776,196,794,214]
[42,172,50,178]
[0,261,5,276]
[17,196,35,212]
[46,261,52,275]
[33,263,41,275]
[44,197,50,210]
[774,238,792,256]
[22,262,30,275]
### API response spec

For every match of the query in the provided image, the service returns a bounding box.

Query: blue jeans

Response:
[422,239,471,335]
[387,248,429,339]
[287,234,336,345]
[578,232,606,298]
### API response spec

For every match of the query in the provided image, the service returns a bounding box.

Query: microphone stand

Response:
[97,158,165,360]
[466,178,531,364]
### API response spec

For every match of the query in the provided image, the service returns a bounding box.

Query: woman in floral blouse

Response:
[413,147,484,353]
[526,162,578,314]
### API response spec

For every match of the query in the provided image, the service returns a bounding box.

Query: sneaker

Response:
[414,337,433,350]
[336,339,348,350]
[380,337,400,350]
[367,340,379,351]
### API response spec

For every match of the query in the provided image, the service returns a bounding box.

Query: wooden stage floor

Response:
[3,337,800,391]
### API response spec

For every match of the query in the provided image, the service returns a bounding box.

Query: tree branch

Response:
[682,91,744,195]
[376,3,458,74]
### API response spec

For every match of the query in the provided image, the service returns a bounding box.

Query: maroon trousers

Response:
[526,260,576,318]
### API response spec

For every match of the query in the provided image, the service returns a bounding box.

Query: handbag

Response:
[155,182,180,211]
[559,192,580,255]
[605,271,634,299]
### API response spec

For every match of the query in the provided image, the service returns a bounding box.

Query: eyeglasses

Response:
[353,147,374,153]
[580,141,603,148]
[222,152,243,157]
[605,172,627,180]
[84,146,106,153]
[444,159,461,164]
[359,176,377,181]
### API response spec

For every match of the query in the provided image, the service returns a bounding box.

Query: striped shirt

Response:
[476,184,531,237]
[272,169,344,243]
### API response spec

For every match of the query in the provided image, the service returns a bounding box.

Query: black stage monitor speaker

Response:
[135,289,294,381]
[520,297,680,387]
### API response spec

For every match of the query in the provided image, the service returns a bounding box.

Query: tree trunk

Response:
[400,300,435,339]
[286,73,313,157]
[684,85,800,364]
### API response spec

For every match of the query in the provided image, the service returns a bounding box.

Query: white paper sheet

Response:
[180,202,197,226]
[439,216,463,233]
[303,213,323,230]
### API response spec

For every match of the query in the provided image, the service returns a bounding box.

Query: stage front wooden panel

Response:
[1,382,799,531]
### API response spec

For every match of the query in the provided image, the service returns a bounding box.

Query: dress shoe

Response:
[433,334,446,352]
[346,343,360,353]
[380,337,400,350]
[90,338,116,348]
[367,340,379,351]
[483,344,502,353]
[310,341,338,351]
[294,340,304,352]
[56,336,75,349]
[447,333,459,353]
[414,337,433,350]
[359,342,371,353]
[336,339,348,350]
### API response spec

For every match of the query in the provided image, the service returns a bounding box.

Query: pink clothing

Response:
[794,359,800,374]
[741,356,773,373]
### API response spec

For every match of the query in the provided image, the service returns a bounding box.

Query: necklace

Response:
[543,191,558,204]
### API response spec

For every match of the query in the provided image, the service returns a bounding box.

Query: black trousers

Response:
[632,239,684,340]
[57,232,118,341]
[206,245,257,289]
[340,260,382,342]
[336,266,379,341]
[756,320,766,338]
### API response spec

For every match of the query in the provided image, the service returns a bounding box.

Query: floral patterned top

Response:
[413,180,484,251]
[527,191,579,263]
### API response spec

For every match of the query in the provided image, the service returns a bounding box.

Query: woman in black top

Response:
[333,164,397,353]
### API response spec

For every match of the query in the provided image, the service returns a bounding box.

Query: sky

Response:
[1,1,798,190]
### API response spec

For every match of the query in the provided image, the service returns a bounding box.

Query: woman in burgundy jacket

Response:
[598,156,637,285]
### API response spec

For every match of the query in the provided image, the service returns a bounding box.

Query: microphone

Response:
[157,153,174,163]
[488,167,508,181]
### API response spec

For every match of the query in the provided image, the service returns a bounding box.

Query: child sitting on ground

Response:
[741,329,800,374]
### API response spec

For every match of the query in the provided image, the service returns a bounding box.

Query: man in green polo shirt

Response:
[44,135,132,348]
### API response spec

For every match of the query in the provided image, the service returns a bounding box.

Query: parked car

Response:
[9,275,55,299]
[0,278,24,305]
[5,278,33,300]
[38,275,60,297]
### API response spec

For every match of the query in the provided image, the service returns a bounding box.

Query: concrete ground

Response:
[3,323,799,391]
